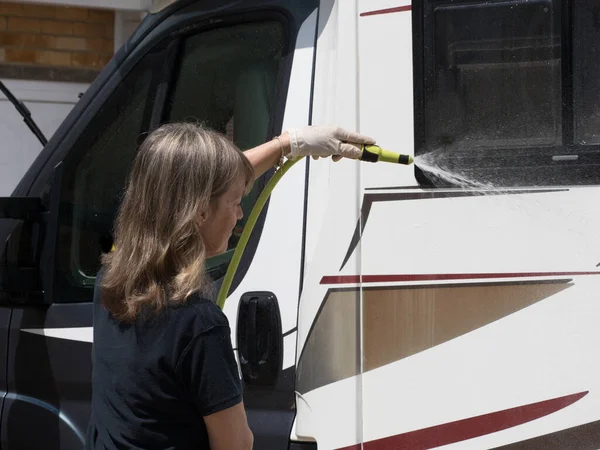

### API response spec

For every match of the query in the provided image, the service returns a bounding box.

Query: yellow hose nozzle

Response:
[358,144,413,165]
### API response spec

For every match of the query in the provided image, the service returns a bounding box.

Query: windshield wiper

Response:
[0,80,47,147]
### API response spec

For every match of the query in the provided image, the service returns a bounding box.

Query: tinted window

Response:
[573,0,600,145]
[427,1,560,150]
[55,50,158,301]
[415,0,600,186]
[55,21,285,302]
[165,21,284,277]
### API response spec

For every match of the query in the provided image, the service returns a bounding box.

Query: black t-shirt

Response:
[85,273,243,450]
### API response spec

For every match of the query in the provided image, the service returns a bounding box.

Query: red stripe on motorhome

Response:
[360,5,411,17]
[337,391,588,450]
[321,271,600,284]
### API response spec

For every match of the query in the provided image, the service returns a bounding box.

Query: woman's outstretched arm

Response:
[243,126,376,179]
[243,132,291,179]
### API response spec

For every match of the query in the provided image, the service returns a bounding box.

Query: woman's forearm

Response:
[243,132,291,179]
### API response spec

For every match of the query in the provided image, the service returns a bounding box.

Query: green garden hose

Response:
[216,156,304,309]
[215,144,413,310]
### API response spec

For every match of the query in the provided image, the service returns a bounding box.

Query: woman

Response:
[85,123,375,450]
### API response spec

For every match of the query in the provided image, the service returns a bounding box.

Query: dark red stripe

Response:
[360,5,411,17]
[338,391,588,450]
[321,271,600,284]
[492,418,600,449]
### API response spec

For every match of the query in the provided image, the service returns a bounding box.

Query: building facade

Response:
[0,0,150,195]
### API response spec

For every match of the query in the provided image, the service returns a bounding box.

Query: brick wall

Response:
[0,1,116,81]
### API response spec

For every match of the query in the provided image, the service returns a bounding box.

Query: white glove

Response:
[287,125,376,161]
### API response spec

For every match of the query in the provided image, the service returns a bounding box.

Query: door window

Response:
[55,20,285,302]
[164,21,284,277]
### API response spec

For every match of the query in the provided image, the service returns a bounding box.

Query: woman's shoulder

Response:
[171,294,230,335]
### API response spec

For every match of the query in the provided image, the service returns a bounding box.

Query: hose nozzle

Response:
[358,144,413,165]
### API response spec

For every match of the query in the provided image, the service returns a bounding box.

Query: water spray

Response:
[216,144,413,309]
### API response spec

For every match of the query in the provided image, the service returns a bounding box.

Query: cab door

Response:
[0,1,317,448]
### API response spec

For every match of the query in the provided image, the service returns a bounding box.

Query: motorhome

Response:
[1,0,599,448]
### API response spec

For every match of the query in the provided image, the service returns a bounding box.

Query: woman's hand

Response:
[243,125,376,179]
[286,125,376,161]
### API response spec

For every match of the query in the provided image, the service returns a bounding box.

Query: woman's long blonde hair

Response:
[100,122,254,323]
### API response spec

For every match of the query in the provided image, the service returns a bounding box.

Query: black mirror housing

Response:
[236,291,283,386]
[0,197,45,221]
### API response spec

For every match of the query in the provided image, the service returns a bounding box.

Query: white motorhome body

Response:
[0,0,598,449]
[285,0,600,448]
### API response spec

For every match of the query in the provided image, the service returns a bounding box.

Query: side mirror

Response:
[0,197,45,221]
[236,291,283,386]
[0,162,62,302]
[0,197,45,298]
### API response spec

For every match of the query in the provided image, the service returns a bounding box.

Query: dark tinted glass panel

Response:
[55,53,157,301]
[425,1,560,151]
[573,1,600,145]
[55,21,286,301]
[165,22,284,278]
